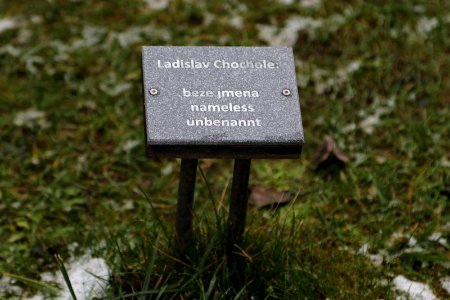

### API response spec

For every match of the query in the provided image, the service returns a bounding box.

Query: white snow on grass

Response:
[428,232,449,248]
[121,139,141,152]
[257,16,322,46]
[393,275,437,300]
[441,277,450,295]
[0,276,23,296]
[295,58,365,101]
[14,108,49,129]
[144,0,169,10]
[369,254,384,267]
[28,253,109,300]
[229,15,244,29]
[357,96,396,135]
[0,18,17,33]
[416,17,439,36]
[103,82,132,96]
[276,0,294,4]
[356,244,384,267]
[313,59,362,96]
[72,26,107,49]
[0,45,21,57]
[299,0,321,9]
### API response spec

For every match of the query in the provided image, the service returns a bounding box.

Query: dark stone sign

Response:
[141,46,305,256]
[142,46,304,159]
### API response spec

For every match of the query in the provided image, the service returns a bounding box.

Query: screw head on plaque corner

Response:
[148,88,159,96]
[282,88,291,97]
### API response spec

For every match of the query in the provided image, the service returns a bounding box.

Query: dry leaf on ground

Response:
[249,186,291,209]
[310,135,349,170]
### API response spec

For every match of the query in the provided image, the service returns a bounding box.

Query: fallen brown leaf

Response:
[310,135,349,170]
[249,186,291,209]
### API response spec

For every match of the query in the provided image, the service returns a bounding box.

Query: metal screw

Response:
[282,88,291,97]
[149,88,158,96]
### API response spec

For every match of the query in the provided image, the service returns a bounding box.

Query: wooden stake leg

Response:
[227,159,251,251]
[175,158,198,256]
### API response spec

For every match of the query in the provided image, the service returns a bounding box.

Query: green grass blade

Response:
[198,166,220,229]
[54,254,78,300]
[5,273,60,296]
[141,234,160,300]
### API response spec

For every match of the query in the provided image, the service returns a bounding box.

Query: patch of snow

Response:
[416,17,438,36]
[345,60,361,73]
[14,108,49,129]
[286,16,322,38]
[257,16,323,46]
[144,0,169,10]
[336,59,361,80]
[354,153,367,165]
[428,232,442,242]
[342,122,356,133]
[276,0,294,4]
[357,243,369,255]
[445,14,450,24]
[393,275,437,300]
[404,245,425,253]
[257,25,280,46]
[202,12,215,26]
[229,15,244,29]
[101,82,132,96]
[441,277,450,294]
[72,26,107,49]
[443,222,450,231]
[429,232,442,242]
[359,111,382,134]
[25,55,45,74]
[76,154,88,171]
[12,201,22,209]
[0,276,24,296]
[0,45,21,57]
[356,244,384,267]
[0,18,17,33]
[369,254,384,267]
[114,27,145,48]
[391,231,405,241]
[49,40,70,62]
[161,163,174,176]
[29,253,109,300]
[121,139,140,152]
[412,5,425,14]
[428,232,449,248]
[442,157,450,167]
[30,15,43,24]
[305,59,361,97]
[338,245,355,254]
[327,13,347,31]
[107,25,171,48]
[68,242,80,253]
[121,199,136,210]
[36,25,169,66]
[299,0,321,9]
[376,156,387,164]
[408,236,418,247]
[18,28,32,44]
[359,96,396,134]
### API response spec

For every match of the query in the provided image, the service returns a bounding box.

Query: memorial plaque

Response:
[142,46,304,158]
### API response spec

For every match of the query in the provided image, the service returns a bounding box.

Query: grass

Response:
[1,0,449,299]
[99,194,390,299]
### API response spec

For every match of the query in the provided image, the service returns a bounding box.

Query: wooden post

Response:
[227,159,251,251]
[175,158,198,256]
